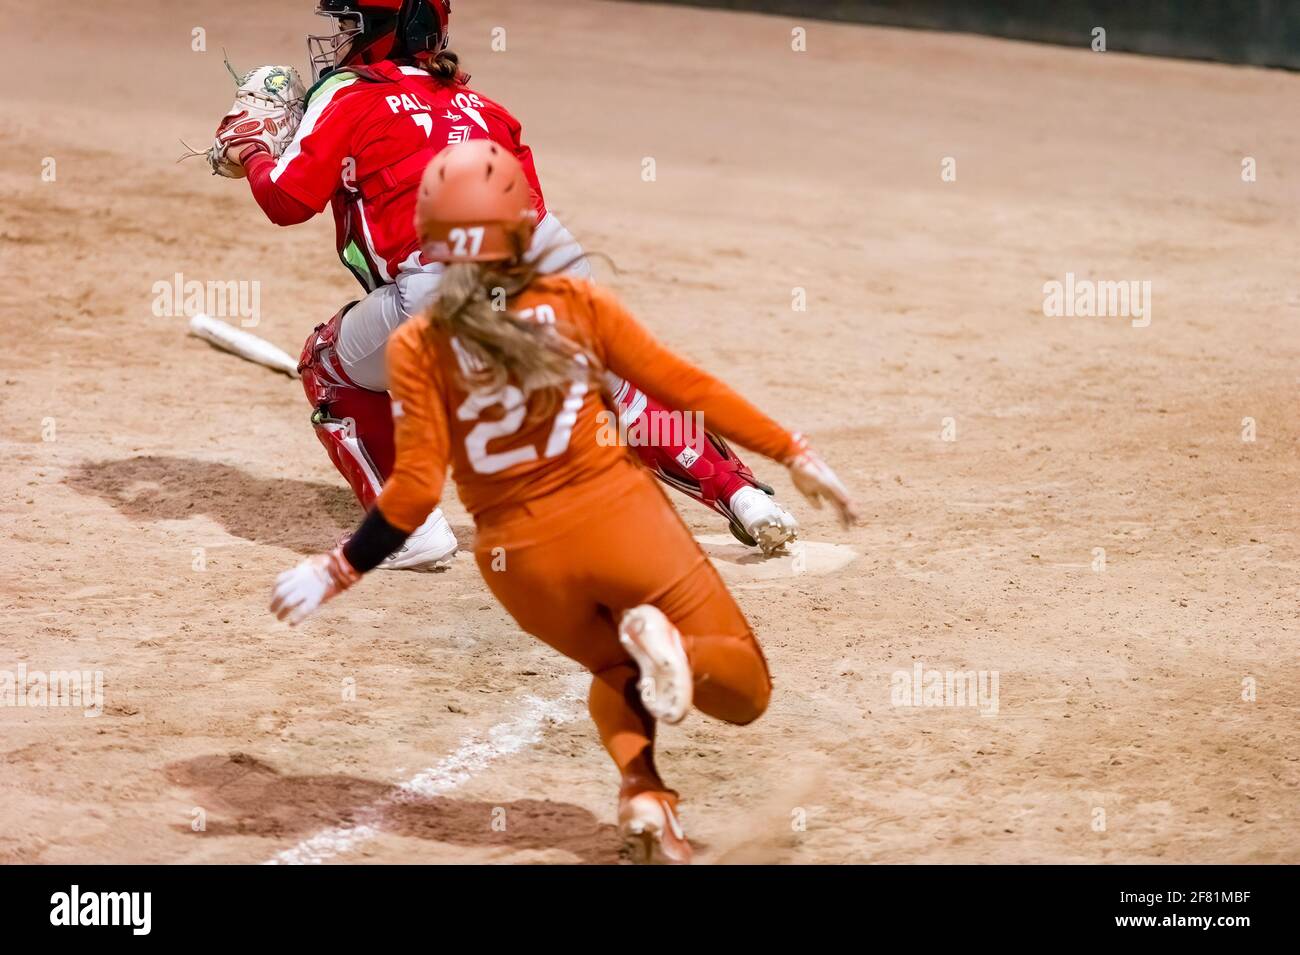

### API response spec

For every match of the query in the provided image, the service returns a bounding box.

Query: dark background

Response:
[627,0,1300,68]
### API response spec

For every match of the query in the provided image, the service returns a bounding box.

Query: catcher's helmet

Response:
[309,0,451,81]
[415,140,538,264]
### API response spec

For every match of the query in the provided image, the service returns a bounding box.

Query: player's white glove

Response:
[206,64,306,178]
[785,434,859,528]
[270,546,360,626]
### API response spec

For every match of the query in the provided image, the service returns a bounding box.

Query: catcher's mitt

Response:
[198,64,307,178]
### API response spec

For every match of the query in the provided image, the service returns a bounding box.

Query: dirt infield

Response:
[2,0,1297,864]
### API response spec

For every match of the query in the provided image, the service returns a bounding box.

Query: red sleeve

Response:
[244,152,316,226]
[585,284,800,463]
[264,74,360,212]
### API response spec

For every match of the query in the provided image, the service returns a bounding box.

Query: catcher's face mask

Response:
[309,8,398,81]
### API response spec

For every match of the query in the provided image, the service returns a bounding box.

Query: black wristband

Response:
[342,507,413,573]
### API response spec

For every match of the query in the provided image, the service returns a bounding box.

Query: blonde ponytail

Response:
[425,262,594,404]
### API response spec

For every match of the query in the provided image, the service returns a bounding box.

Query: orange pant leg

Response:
[476,540,665,790]
[652,557,772,726]
[474,472,772,790]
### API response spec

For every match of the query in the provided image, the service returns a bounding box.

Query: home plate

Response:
[695,534,858,583]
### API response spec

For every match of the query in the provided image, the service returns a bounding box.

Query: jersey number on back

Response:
[455,357,589,475]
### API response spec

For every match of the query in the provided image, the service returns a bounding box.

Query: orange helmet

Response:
[415,140,537,263]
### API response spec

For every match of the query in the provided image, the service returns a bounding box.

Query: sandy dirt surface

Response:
[1,0,1297,864]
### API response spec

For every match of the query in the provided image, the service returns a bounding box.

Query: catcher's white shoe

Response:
[377,509,458,571]
[618,605,692,724]
[619,791,693,865]
[728,485,799,555]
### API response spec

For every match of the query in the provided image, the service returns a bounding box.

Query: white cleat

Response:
[618,791,693,865]
[728,485,799,556]
[617,605,692,724]
[377,508,458,571]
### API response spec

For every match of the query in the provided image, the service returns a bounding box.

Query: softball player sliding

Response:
[270,140,857,863]
[211,0,799,569]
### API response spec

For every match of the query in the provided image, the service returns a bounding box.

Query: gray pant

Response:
[335,213,592,391]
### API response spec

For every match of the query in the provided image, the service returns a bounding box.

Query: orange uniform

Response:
[375,275,798,791]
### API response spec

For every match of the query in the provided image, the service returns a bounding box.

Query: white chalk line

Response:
[264,677,587,865]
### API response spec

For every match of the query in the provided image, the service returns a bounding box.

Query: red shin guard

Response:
[298,307,396,510]
[607,379,772,511]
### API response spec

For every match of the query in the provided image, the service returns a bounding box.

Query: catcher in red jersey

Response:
[270,140,857,863]
[211,0,800,569]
